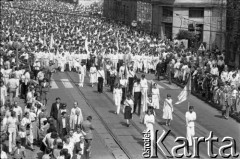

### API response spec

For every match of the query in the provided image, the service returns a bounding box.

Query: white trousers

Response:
[115,95,121,114]
[8,128,17,153]
[186,126,195,146]
[70,115,75,130]
[68,61,74,71]
[141,88,148,112]
[79,74,85,87]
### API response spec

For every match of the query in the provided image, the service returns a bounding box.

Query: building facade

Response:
[103,0,226,50]
[225,0,240,68]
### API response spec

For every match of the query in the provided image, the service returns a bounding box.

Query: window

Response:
[163,7,173,17]
[189,8,204,18]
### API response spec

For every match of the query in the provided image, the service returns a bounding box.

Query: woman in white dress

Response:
[89,64,97,87]
[151,83,160,109]
[144,108,155,156]
[162,94,173,126]
[113,84,122,114]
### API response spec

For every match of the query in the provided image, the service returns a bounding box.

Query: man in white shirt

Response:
[78,63,85,87]
[13,101,23,121]
[185,106,197,146]
[119,63,126,79]
[97,67,105,93]
[120,76,128,104]
[73,126,85,144]
[63,135,74,158]
[140,74,148,115]
[33,60,41,79]
[70,102,83,130]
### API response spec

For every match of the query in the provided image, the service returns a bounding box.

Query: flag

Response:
[49,33,54,49]
[175,75,191,104]
[39,36,43,44]
[43,34,47,46]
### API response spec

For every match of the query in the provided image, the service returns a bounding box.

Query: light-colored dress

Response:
[90,66,97,83]
[162,98,173,120]
[144,114,155,141]
[113,88,122,114]
[141,79,148,113]
[152,88,160,109]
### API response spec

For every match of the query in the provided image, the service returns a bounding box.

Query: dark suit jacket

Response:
[40,82,50,93]
[50,102,63,120]
[57,116,70,136]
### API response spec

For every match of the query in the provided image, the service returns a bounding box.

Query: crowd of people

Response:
[0,0,240,158]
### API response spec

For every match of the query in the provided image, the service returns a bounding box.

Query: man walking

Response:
[50,97,63,127]
[185,106,196,147]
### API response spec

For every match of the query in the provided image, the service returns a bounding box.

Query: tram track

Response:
[102,85,169,159]
[65,71,169,159]
[66,72,133,159]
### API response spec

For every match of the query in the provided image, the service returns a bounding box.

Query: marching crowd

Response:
[0,0,240,158]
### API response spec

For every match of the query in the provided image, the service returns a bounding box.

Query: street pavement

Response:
[7,73,115,159]
[63,71,240,158]
[65,72,209,159]
[13,71,239,159]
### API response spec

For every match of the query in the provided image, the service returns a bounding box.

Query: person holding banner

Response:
[185,106,196,146]
[162,94,173,126]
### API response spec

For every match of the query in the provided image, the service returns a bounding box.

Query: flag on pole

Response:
[49,33,54,49]
[39,36,43,44]
[175,75,191,104]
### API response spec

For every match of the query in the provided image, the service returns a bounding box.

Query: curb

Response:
[172,79,240,123]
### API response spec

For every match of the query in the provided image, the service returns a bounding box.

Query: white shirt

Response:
[6,116,18,129]
[128,70,135,78]
[185,111,196,127]
[97,70,105,79]
[140,78,148,88]
[13,106,22,118]
[0,150,7,159]
[132,82,141,93]
[62,118,66,128]
[72,132,84,143]
[63,142,74,157]
[120,79,128,87]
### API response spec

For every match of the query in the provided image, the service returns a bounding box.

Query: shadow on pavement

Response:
[214,115,224,119]
[108,110,115,114]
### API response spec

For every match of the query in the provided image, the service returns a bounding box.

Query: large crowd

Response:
[0,0,240,158]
